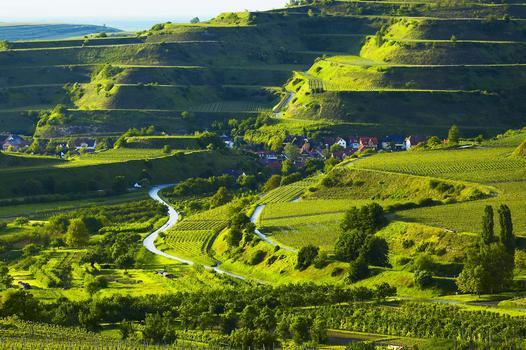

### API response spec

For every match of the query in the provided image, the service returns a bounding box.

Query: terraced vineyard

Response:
[353,147,526,183]
[164,205,230,265]
[258,177,319,204]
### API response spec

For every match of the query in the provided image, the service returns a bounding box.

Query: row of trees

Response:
[336,204,390,282]
[457,204,516,294]
[0,283,390,346]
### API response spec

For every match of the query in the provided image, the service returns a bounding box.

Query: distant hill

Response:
[0,1,525,138]
[0,23,121,41]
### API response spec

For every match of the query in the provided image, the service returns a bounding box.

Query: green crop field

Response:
[1,1,526,348]
[163,205,231,265]
[258,177,320,204]
[353,147,526,183]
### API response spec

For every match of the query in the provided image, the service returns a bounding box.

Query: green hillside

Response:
[0,1,523,137]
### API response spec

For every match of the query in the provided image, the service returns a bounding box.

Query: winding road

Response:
[250,204,298,253]
[143,185,246,280]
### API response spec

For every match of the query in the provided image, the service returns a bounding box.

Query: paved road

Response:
[250,204,298,253]
[143,185,246,280]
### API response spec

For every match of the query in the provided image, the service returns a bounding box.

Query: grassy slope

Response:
[0,150,246,199]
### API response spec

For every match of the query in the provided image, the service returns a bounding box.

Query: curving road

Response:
[250,204,298,253]
[143,185,246,280]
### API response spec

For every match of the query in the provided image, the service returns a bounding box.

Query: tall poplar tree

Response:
[498,204,515,255]
[481,205,495,245]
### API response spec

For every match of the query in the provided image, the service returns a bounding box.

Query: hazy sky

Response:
[1,0,286,26]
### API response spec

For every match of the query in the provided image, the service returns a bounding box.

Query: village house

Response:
[334,137,348,149]
[331,148,355,160]
[358,136,379,151]
[2,134,30,152]
[69,138,97,152]
[381,135,406,151]
[221,135,234,149]
[405,135,427,150]
[349,137,361,150]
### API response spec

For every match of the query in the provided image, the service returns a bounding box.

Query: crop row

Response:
[187,101,271,113]
[172,220,226,232]
[259,178,319,204]
[354,148,526,183]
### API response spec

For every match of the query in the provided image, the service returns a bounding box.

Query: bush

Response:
[280,172,302,186]
[347,255,369,283]
[414,270,434,289]
[402,239,415,249]
[313,252,330,269]
[296,245,319,270]
[249,250,266,265]
[14,217,29,226]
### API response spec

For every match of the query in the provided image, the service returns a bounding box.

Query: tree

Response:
[347,254,369,283]
[85,276,107,295]
[0,290,40,320]
[284,143,300,162]
[330,144,344,153]
[0,262,13,289]
[209,187,232,208]
[119,319,134,340]
[290,315,311,344]
[115,254,135,270]
[481,205,495,245]
[498,204,515,255]
[362,236,390,267]
[414,270,433,289]
[457,243,514,294]
[296,245,319,270]
[340,203,387,234]
[22,243,41,257]
[374,282,397,300]
[448,125,459,144]
[112,176,127,194]
[309,316,327,344]
[190,17,200,24]
[281,159,295,175]
[335,230,368,262]
[65,218,90,247]
[263,175,282,191]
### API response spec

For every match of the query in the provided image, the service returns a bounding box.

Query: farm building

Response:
[405,135,427,150]
[381,136,406,151]
[359,137,379,150]
[2,135,30,151]
[349,137,361,150]
[334,137,348,149]
[70,138,97,152]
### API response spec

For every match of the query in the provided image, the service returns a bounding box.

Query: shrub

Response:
[402,239,415,249]
[414,270,434,289]
[347,255,369,283]
[313,252,330,269]
[14,217,29,226]
[249,250,266,265]
[296,245,319,270]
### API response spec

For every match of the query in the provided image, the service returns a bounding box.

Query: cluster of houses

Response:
[1,134,97,155]
[1,134,30,152]
[255,134,427,169]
